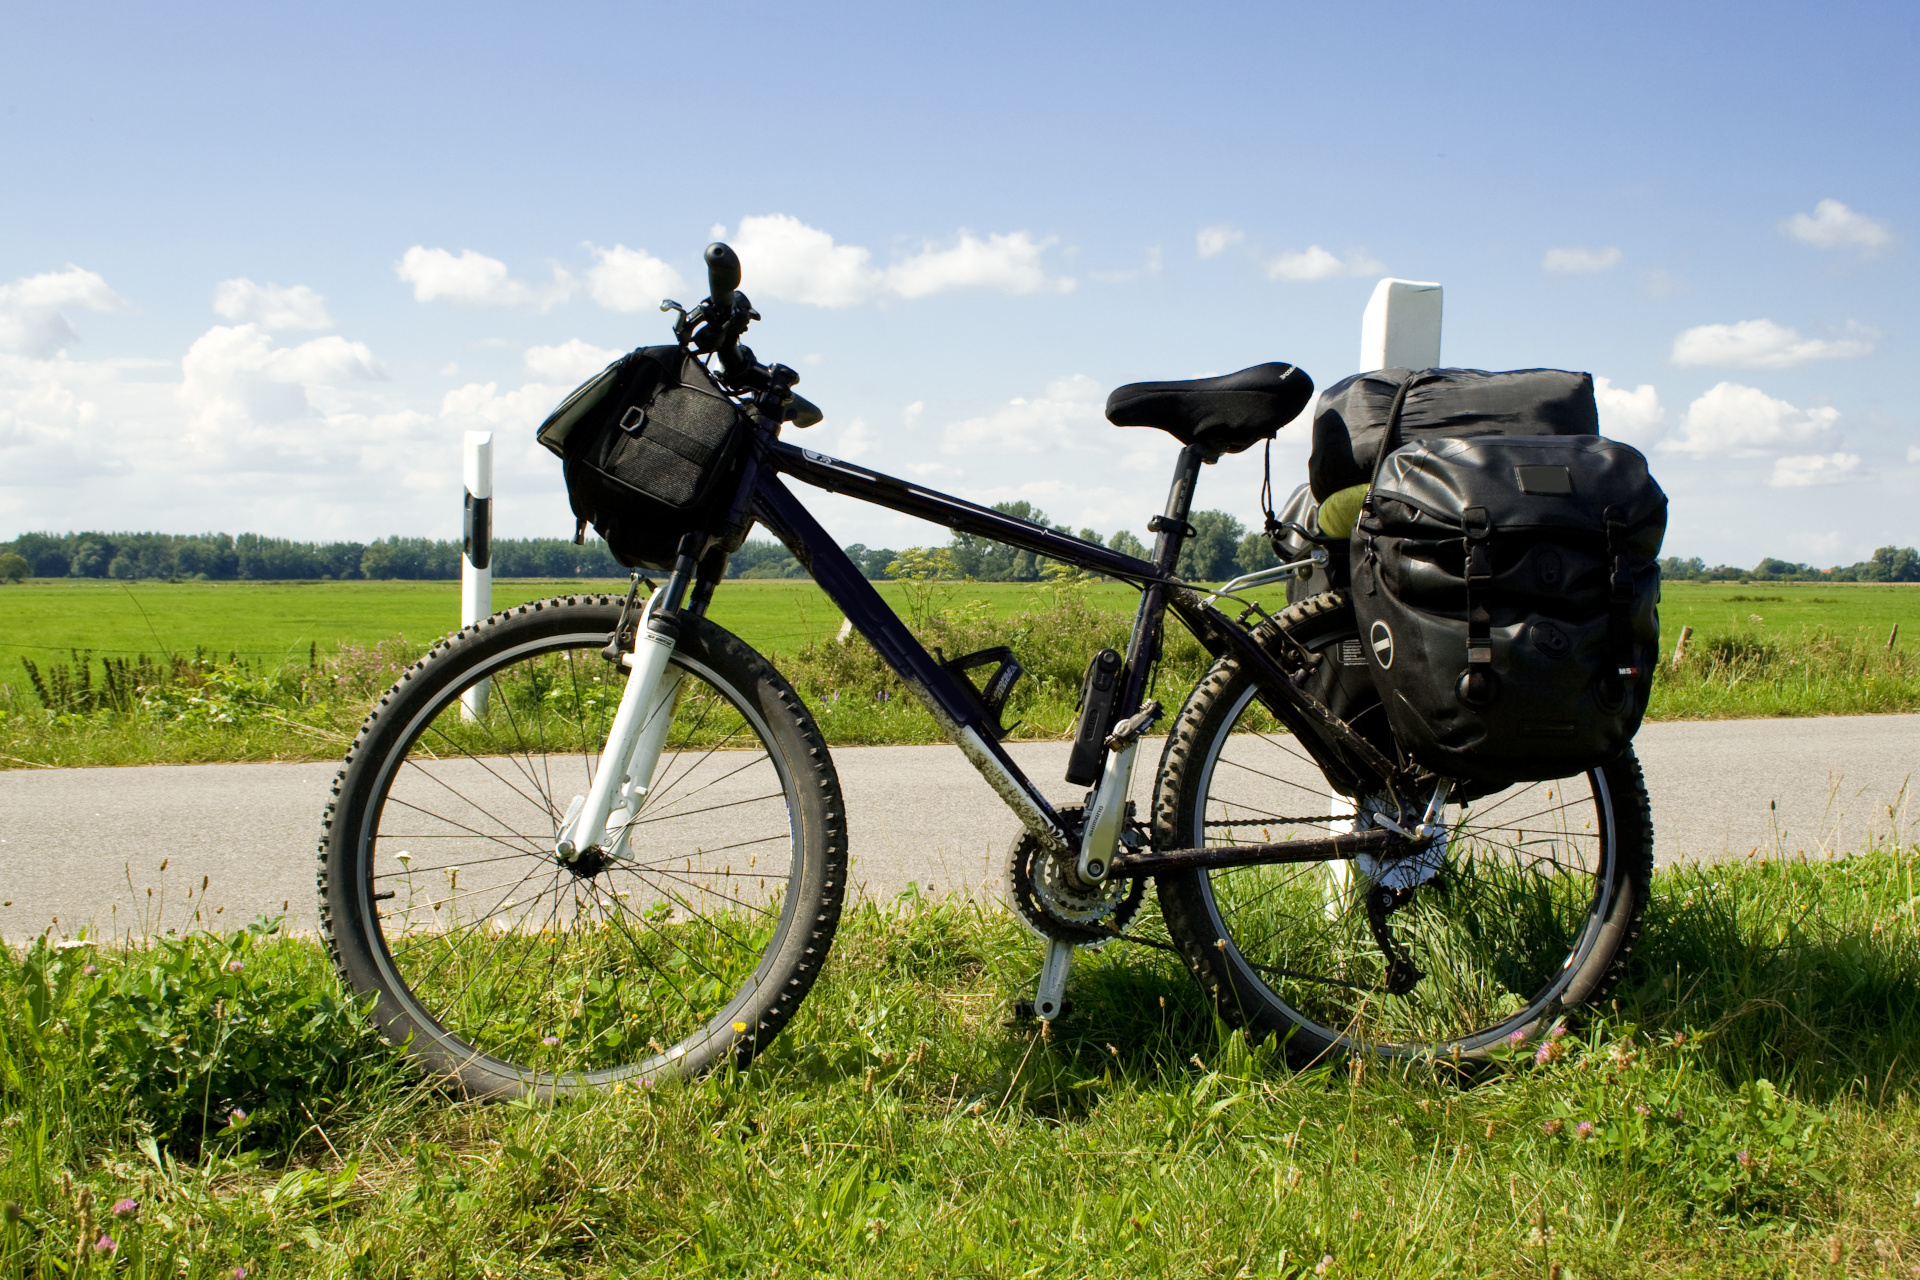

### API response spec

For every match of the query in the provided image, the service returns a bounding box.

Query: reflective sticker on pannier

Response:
[1369,621,1395,669]
[1515,465,1573,495]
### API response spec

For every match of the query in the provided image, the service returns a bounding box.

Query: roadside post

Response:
[460,431,493,722]
[1327,279,1444,907]
[1359,278,1443,372]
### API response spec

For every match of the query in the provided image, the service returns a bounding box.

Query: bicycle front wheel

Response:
[318,595,846,1098]
[1154,591,1653,1066]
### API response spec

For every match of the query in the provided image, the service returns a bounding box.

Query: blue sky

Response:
[2,1,1913,565]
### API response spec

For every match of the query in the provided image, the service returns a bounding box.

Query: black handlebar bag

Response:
[535,346,751,570]
[1352,433,1666,783]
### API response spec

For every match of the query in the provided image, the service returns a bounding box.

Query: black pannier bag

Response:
[535,345,751,570]
[1351,428,1666,784]
[1310,367,1598,500]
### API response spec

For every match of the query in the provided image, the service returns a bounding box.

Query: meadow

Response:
[4,845,1919,1278]
[1,577,1915,769]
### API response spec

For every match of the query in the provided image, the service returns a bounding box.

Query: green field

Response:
[5,847,1919,1277]
[0,576,1152,675]
[7,576,1915,673]
[1,578,1915,769]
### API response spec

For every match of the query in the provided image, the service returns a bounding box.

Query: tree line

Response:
[7,522,1913,587]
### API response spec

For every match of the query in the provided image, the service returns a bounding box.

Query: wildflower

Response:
[235,1269,248,1280]
[229,1108,248,1125]
[1671,1107,1685,1122]
[95,1234,116,1254]
[1548,1021,1568,1040]
[1533,1039,1564,1065]
[227,959,244,973]
[1542,1119,1564,1136]
[1506,1029,1526,1048]
[542,1036,560,1047]
[82,964,97,976]
[110,1198,138,1218]
[1575,1121,1594,1139]
[1634,1104,1651,1117]
[1736,1150,1754,1169]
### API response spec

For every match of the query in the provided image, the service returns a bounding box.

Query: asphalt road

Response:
[2,715,1915,938]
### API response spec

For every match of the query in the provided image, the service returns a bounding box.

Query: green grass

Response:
[6,846,1920,1277]
[2,579,1916,770]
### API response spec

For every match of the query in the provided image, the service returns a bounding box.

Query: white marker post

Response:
[460,431,493,722]
[1358,278,1443,373]
[1329,279,1445,913]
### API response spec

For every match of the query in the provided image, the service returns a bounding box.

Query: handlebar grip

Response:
[704,242,741,316]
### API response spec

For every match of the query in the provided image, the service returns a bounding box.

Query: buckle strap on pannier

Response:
[1457,505,1499,707]
[1605,505,1640,679]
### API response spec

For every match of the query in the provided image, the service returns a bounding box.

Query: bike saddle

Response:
[1105,362,1314,455]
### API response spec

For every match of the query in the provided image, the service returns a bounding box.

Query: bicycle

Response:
[317,243,1654,1098]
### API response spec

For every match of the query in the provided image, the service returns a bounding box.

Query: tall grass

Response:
[1652,622,1919,719]
[4,589,1916,770]
[6,846,1920,1277]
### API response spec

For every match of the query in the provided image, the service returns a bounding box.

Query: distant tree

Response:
[949,501,1067,581]
[841,544,898,580]
[1107,529,1148,560]
[1872,546,1920,583]
[6,534,71,578]
[1235,530,1279,576]
[1176,510,1246,582]
[0,552,27,583]
[69,536,113,578]
[1659,556,1707,581]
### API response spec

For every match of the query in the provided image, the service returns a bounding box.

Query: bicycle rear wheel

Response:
[318,595,846,1098]
[1154,591,1652,1065]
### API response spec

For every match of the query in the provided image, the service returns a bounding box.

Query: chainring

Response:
[1004,804,1147,946]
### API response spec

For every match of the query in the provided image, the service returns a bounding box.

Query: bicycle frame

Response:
[552,390,1420,1018]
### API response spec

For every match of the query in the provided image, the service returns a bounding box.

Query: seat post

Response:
[1150,445,1208,574]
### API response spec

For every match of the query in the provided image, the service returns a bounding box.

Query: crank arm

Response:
[1102,827,1409,879]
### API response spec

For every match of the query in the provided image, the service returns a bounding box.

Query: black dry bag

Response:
[535,346,750,570]
[1351,430,1666,784]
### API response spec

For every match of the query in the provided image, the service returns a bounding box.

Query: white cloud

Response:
[1197,225,1244,259]
[1781,199,1892,252]
[941,375,1108,456]
[1770,452,1860,487]
[584,244,687,312]
[902,400,923,427]
[395,246,570,308]
[1664,382,1839,457]
[1542,246,1622,274]
[833,418,875,460]
[724,214,1072,307]
[211,279,332,330]
[1592,376,1665,449]
[887,230,1072,298]
[179,324,386,431]
[1669,319,1875,369]
[524,339,622,383]
[0,267,129,357]
[1264,246,1384,282]
[1908,445,1920,464]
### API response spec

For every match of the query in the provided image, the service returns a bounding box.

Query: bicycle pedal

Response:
[1009,998,1074,1024]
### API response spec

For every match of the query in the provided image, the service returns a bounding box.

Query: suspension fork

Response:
[555,540,702,864]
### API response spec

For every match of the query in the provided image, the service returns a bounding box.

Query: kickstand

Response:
[1030,938,1075,1021]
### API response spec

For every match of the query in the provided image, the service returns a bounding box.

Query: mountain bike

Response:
[317,244,1654,1098]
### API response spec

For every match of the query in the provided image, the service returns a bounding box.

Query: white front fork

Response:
[556,594,682,862]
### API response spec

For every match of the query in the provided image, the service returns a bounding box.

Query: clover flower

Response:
[1736,1150,1754,1169]
[227,960,244,973]
[542,1035,560,1047]
[110,1198,138,1218]
[1575,1121,1594,1139]
[95,1234,117,1254]
[1634,1104,1651,1117]
[1542,1119,1564,1136]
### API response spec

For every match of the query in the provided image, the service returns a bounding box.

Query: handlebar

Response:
[704,242,741,318]
[675,241,820,427]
